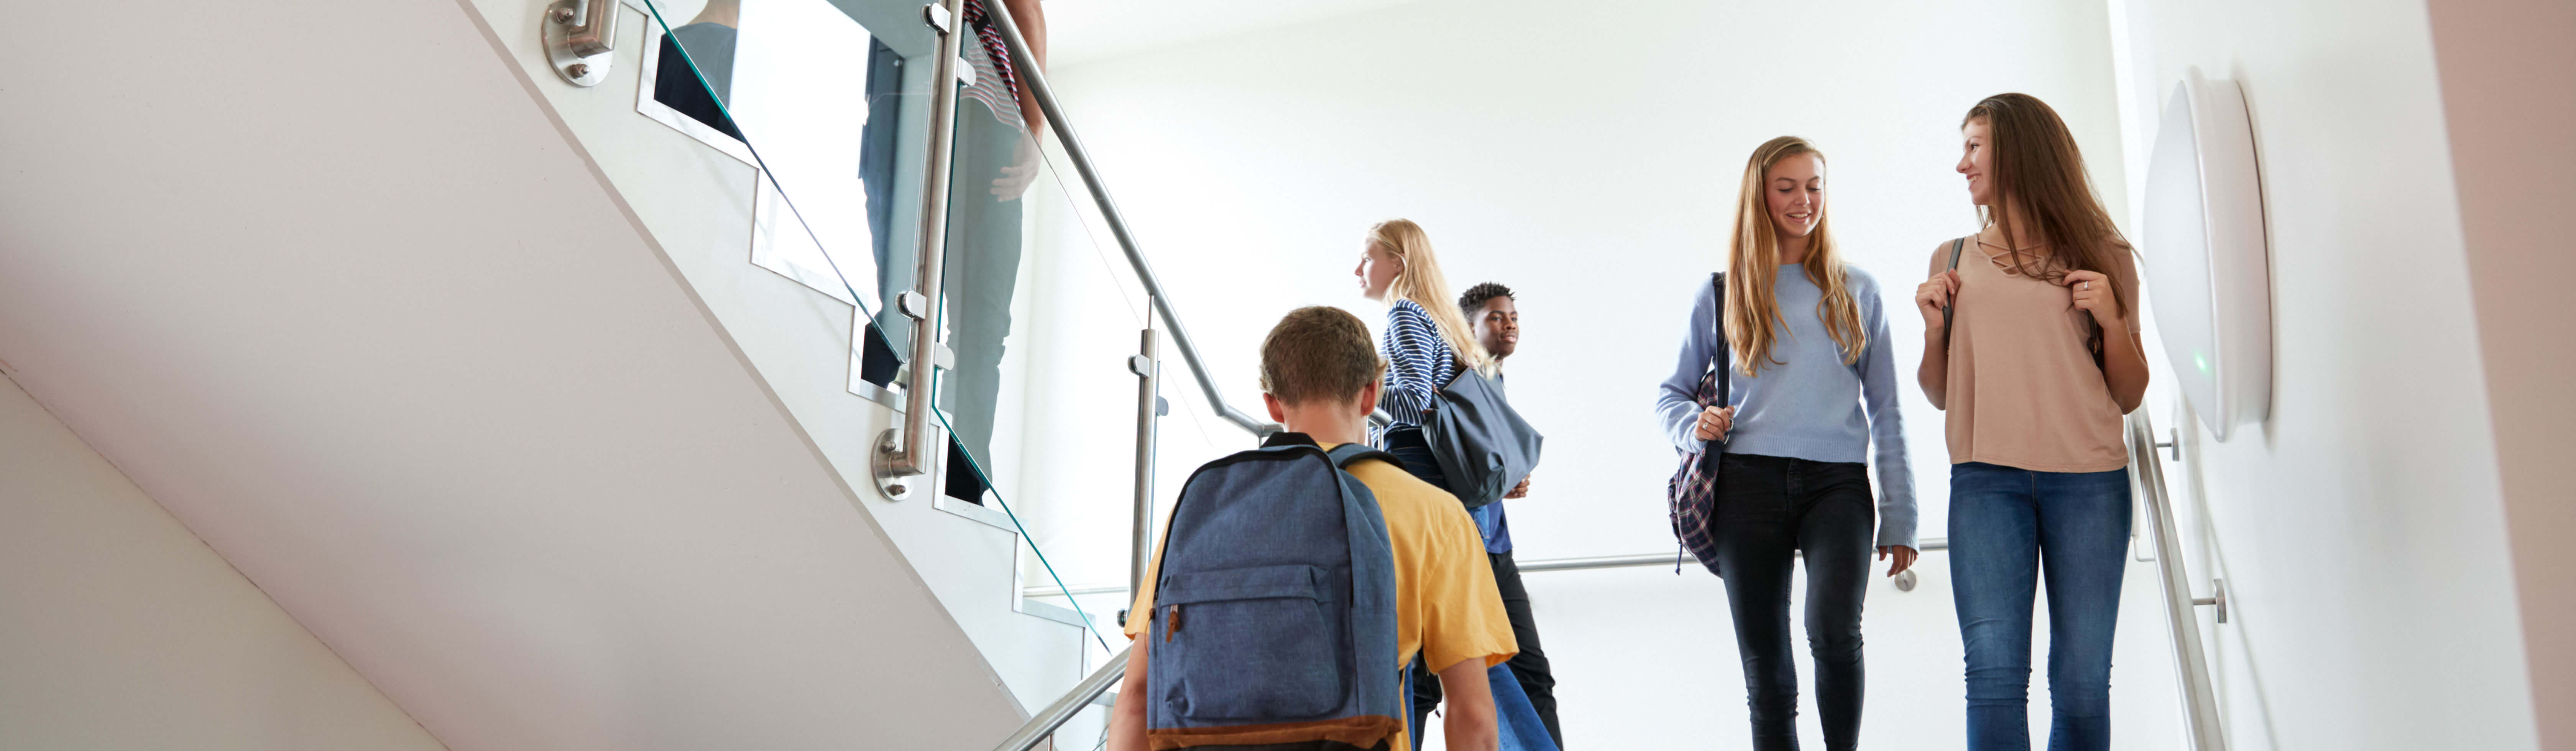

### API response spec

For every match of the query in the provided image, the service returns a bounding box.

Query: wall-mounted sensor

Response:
[2144,68,2272,440]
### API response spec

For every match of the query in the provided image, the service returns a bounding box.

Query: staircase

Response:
[0,0,1058,748]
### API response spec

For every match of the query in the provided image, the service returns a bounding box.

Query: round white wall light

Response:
[2143,68,2272,440]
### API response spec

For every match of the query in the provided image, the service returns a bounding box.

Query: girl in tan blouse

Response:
[1911,93,2150,751]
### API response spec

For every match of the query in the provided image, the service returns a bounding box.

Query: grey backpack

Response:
[1145,434,1406,749]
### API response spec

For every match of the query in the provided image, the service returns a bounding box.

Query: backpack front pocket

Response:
[1154,564,1347,721]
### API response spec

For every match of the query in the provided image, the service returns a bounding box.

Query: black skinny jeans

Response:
[1711,453,1875,751]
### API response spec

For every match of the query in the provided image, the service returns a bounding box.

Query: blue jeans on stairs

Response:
[1947,461,2132,751]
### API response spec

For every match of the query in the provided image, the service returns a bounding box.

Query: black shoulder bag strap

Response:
[1679,272,1732,573]
[1712,272,1731,426]
[1940,237,1967,348]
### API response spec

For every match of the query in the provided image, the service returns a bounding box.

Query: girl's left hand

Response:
[992,137,1041,201]
[1878,546,1918,577]
[2065,270,2121,328]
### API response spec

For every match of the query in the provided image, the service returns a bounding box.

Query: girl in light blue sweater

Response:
[1654,136,1916,751]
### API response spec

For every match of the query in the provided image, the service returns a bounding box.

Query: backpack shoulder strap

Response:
[1166,443,1328,522]
[1195,442,1322,471]
[1325,442,1403,472]
[1711,272,1730,403]
[1940,237,1966,348]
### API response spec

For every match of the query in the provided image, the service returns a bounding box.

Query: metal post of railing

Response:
[993,646,1130,751]
[1128,311,1162,601]
[979,0,1275,439]
[2131,413,2229,751]
[871,0,969,500]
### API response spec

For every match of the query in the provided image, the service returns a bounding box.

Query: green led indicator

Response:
[2194,353,2211,374]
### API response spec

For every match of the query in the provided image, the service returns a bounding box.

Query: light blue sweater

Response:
[1654,264,1918,549]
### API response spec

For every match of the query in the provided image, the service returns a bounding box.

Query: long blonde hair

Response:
[1727,136,1866,376]
[1368,219,1495,375]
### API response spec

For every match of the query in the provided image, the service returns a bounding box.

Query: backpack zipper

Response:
[1165,604,1184,642]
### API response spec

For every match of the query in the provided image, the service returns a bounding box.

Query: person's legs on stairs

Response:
[2036,467,2131,751]
[1795,460,1875,751]
[1714,453,1801,751]
[1951,462,2042,751]
[1488,550,1562,748]
[935,99,1025,502]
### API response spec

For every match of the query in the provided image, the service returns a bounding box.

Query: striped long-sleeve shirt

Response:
[1378,299,1456,427]
[959,0,1026,132]
[1379,299,1516,554]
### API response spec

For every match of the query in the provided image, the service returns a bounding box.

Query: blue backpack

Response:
[1145,434,1406,749]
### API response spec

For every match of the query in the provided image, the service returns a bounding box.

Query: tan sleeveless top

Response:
[1939,239,2136,472]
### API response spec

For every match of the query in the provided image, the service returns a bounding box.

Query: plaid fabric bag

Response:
[1667,273,1728,578]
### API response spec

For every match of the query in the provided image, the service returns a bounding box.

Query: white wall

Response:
[1009,0,2197,748]
[2106,0,2540,748]
[0,375,449,751]
[0,0,1038,746]
[2422,2,2576,746]
[464,0,1096,715]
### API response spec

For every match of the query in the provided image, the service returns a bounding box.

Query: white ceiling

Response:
[0,0,1023,749]
[636,0,1426,66]
[1044,0,1433,65]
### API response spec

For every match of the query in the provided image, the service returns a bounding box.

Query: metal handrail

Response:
[1021,537,1953,598]
[990,646,1129,751]
[981,0,1274,440]
[1014,419,2234,751]
[1002,432,2233,751]
[994,537,1962,748]
[1517,536,1952,573]
[1007,416,2235,751]
[2128,411,2228,750]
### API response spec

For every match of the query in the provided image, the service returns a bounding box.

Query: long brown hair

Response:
[1368,219,1495,374]
[1963,93,2133,320]
[1726,136,1866,376]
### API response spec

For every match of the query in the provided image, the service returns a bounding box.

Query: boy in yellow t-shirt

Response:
[1106,306,1516,751]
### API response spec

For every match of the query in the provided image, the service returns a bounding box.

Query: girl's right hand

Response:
[1693,405,1736,442]
[1916,270,1962,332]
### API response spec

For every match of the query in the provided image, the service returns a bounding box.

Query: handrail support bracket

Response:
[2195,578,2229,624]
[542,0,619,87]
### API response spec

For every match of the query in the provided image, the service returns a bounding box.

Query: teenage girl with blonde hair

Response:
[1355,218,1492,451]
[1914,93,2149,751]
[1654,136,1917,751]
[1355,219,1561,749]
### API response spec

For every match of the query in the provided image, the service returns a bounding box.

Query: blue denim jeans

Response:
[935,95,1028,502]
[1947,462,2132,751]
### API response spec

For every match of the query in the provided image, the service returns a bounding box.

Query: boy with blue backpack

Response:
[1105,306,1517,751]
